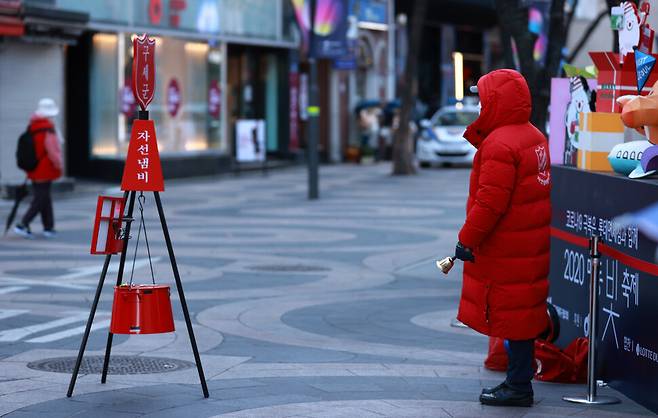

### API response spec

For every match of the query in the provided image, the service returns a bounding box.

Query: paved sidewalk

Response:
[0,164,653,417]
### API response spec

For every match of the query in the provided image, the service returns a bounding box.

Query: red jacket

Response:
[456,69,551,341]
[27,116,62,182]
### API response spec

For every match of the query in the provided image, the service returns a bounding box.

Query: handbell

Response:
[436,256,455,274]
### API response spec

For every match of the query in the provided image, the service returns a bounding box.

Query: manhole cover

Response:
[247,264,330,272]
[27,355,195,375]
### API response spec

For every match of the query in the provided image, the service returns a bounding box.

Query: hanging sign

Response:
[635,49,656,93]
[121,119,164,191]
[167,78,181,117]
[132,34,156,111]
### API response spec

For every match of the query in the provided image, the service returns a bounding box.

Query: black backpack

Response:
[16,127,53,172]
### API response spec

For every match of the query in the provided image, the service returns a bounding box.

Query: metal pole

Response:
[307,0,319,200]
[66,253,112,397]
[563,235,620,405]
[153,191,210,398]
[587,234,600,401]
[101,190,136,384]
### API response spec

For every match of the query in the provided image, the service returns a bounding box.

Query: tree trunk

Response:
[391,0,427,175]
[495,0,566,135]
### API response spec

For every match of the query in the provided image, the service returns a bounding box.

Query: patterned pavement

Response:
[0,164,653,417]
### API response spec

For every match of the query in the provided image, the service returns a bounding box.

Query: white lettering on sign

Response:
[637,343,658,363]
[605,259,619,301]
[621,268,640,308]
[564,209,639,250]
[563,248,586,286]
[602,302,620,349]
[138,144,149,155]
[138,158,149,169]
[624,335,634,352]
[137,130,150,142]
[143,64,149,81]
[142,83,150,100]
[137,172,149,183]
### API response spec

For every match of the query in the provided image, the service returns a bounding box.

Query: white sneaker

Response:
[14,224,34,239]
[43,229,57,238]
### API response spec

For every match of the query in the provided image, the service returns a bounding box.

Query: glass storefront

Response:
[55,0,288,41]
[226,47,284,154]
[90,32,226,158]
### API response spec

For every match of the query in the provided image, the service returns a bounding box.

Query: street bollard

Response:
[563,235,620,405]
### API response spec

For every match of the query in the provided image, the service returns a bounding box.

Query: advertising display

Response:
[292,0,350,58]
[236,119,266,163]
[550,166,658,413]
[548,77,597,166]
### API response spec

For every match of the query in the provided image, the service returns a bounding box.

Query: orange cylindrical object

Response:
[110,284,175,334]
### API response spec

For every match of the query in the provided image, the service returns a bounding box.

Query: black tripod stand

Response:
[67,116,208,399]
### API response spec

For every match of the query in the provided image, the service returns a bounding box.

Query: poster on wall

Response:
[292,0,350,59]
[236,119,266,163]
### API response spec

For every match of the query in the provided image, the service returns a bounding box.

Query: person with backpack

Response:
[14,98,63,239]
[454,69,551,407]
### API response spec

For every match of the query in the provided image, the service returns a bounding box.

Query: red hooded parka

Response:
[456,69,551,341]
[27,116,62,182]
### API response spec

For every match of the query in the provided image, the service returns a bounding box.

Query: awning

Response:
[0,15,23,36]
[19,4,88,44]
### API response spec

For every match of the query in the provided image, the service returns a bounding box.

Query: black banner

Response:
[550,166,658,413]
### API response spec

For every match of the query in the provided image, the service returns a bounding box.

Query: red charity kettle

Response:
[110,284,175,334]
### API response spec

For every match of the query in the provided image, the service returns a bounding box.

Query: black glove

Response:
[455,242,475,262]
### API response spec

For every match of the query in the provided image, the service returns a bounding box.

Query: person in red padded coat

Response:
[14,98,63,239]
[453,69,551,407]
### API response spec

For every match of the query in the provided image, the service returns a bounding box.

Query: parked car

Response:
[416,104,479,168]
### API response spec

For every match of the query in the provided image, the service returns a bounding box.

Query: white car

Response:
[416,105,479,168]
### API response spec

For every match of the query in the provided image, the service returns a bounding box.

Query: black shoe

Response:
[481,381,507,395]
[479,383,533,407]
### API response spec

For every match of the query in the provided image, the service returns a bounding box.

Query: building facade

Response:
[0,0,297,187]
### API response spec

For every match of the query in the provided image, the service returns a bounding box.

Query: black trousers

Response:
[21,181,54,230]
[505,339,535,393]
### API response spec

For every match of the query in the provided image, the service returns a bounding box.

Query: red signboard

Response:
[132,34,156,111]
[167,78,181,117]
[90,196,126,255]
[121,119,164,191]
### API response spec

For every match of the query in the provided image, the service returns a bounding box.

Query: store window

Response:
[90,32,226,158]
